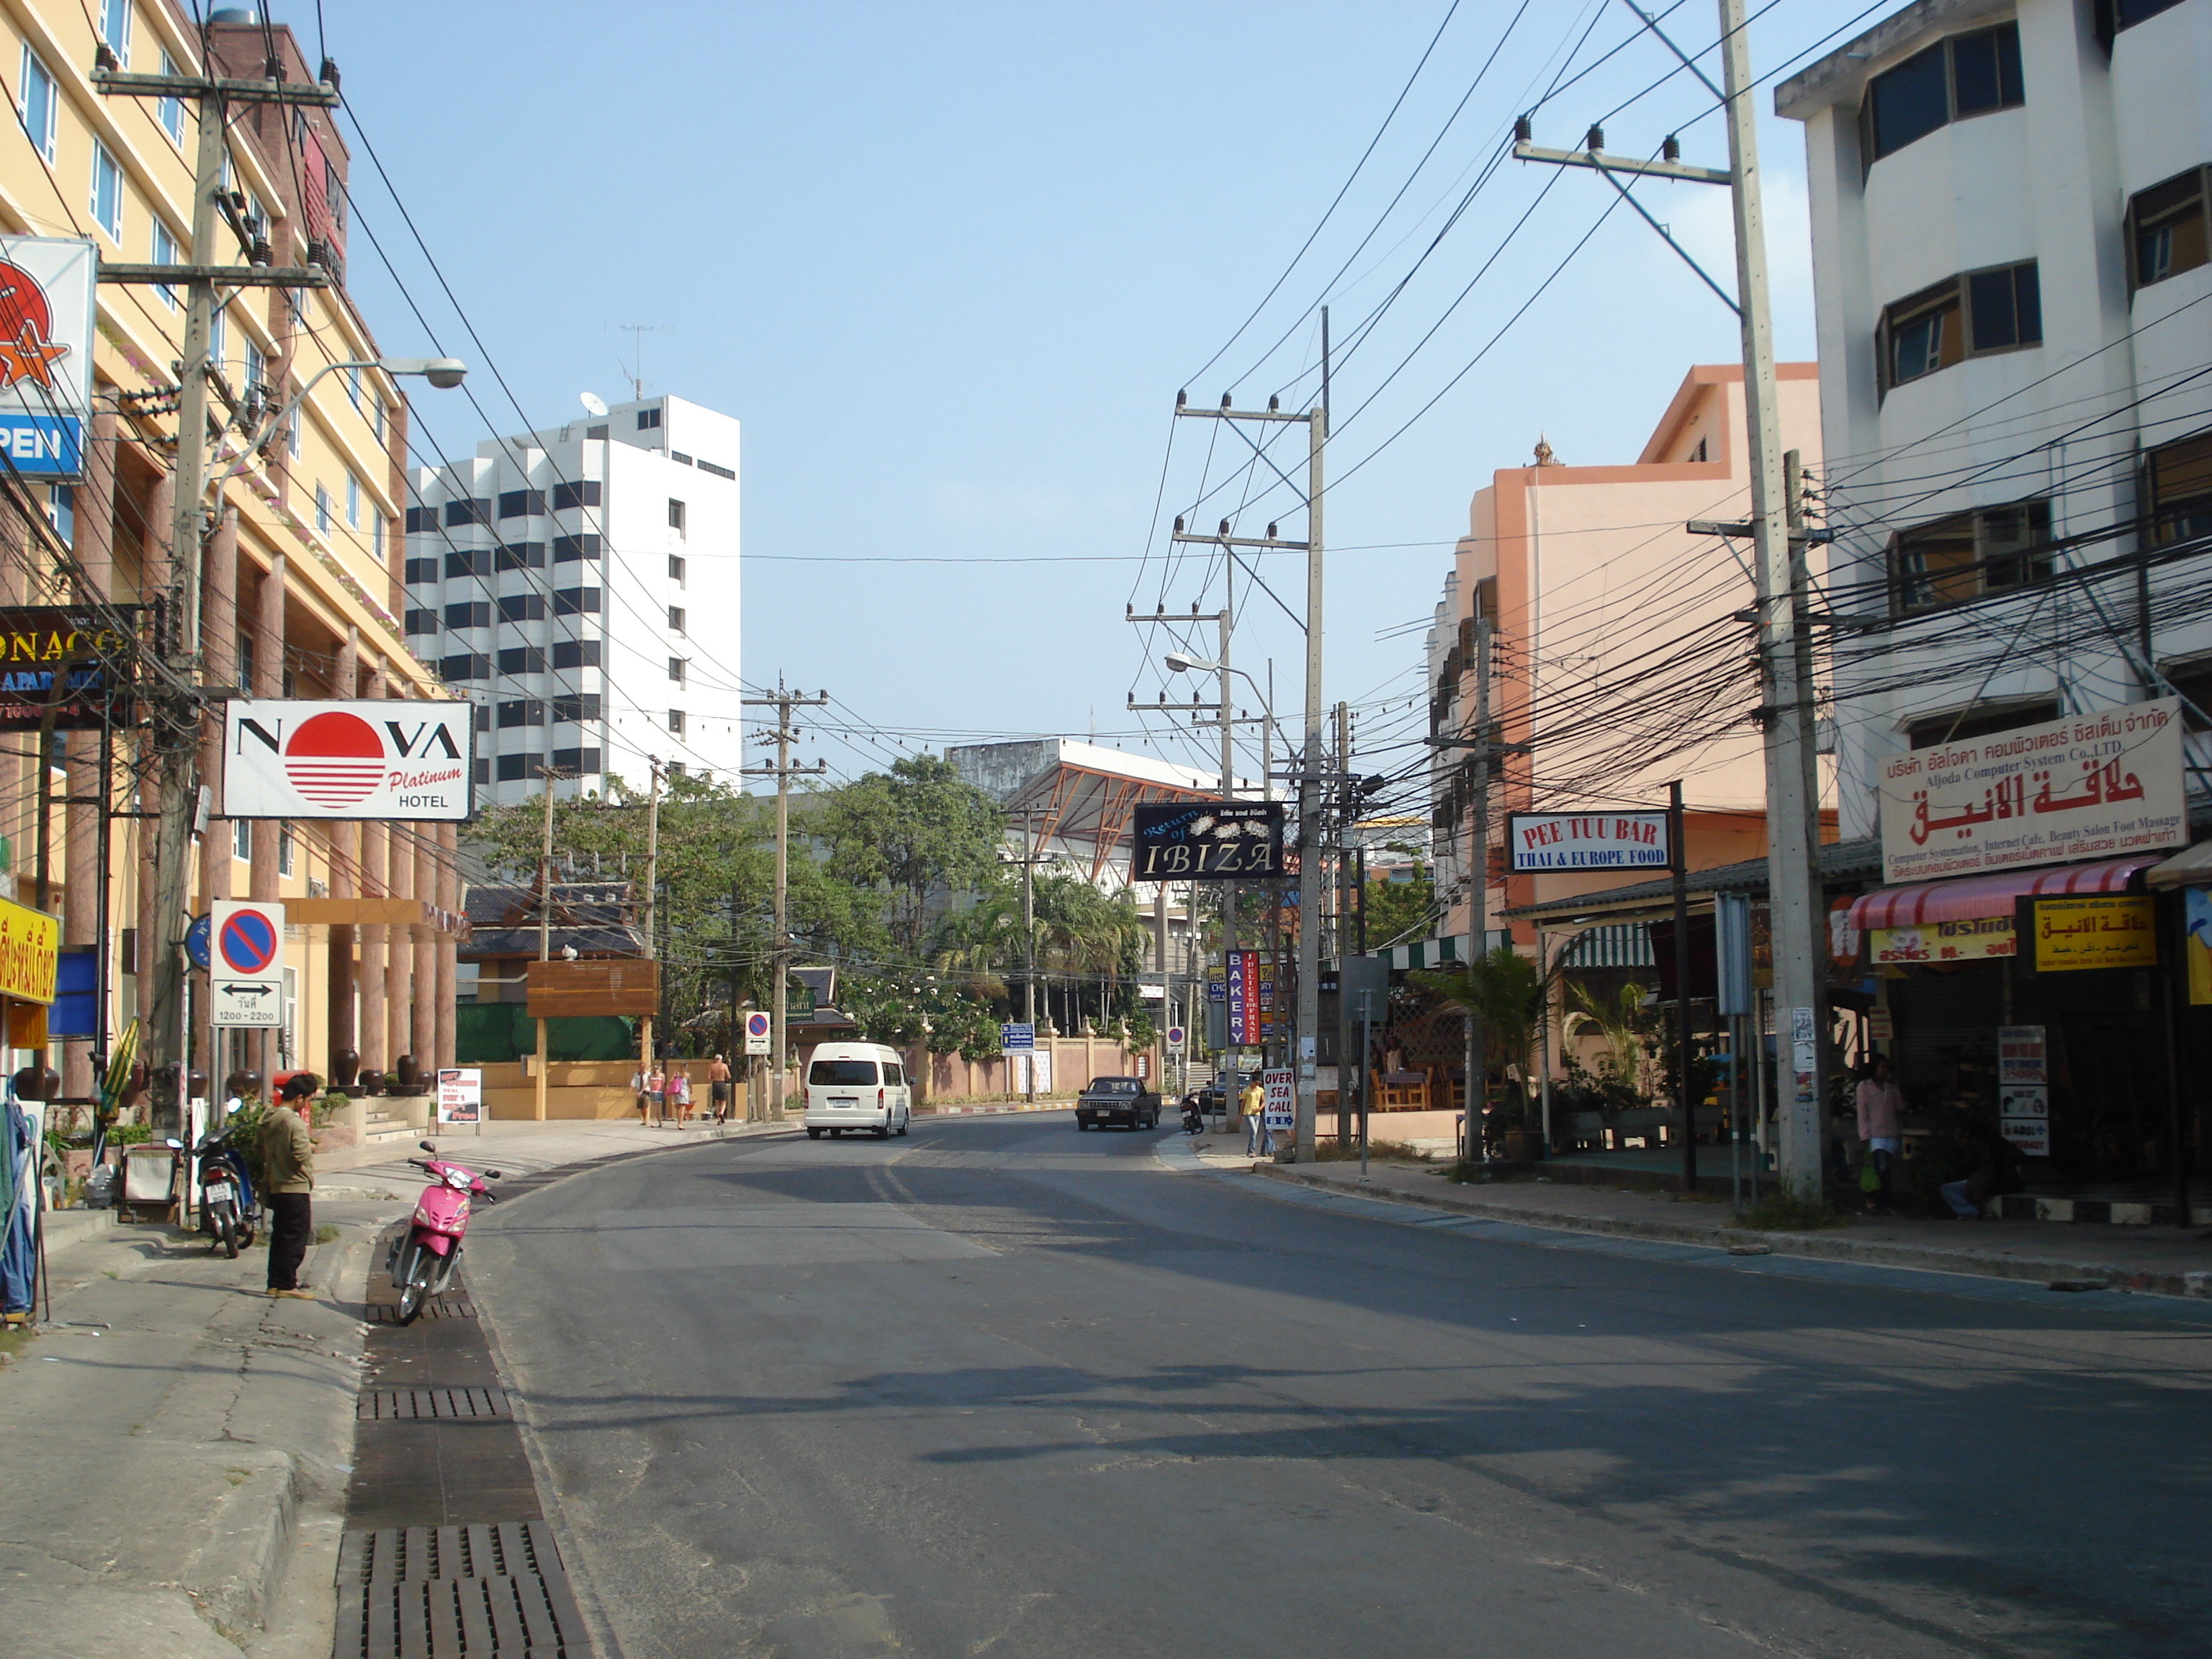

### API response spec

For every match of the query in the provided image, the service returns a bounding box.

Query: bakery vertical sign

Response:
[1876,698,2188,884]
[0,237,96,478]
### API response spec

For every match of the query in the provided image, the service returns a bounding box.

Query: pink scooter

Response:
[390,1140,502,1323]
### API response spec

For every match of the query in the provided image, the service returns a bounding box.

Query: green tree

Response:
[1362,866,1435,950]
[818,755,1007,958]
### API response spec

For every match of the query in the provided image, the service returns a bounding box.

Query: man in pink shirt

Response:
[1855,1054,1907,1213]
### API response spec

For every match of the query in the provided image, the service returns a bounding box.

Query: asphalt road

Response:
[464,1115,2212,1659]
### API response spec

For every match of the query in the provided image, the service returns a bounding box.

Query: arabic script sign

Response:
[2018,895,2158,973]
[1876,698,2186,884]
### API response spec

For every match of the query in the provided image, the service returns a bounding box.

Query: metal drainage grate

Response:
[357,1388,511,1422]
[336,1521,587,1658]
[366,1299,477,1323]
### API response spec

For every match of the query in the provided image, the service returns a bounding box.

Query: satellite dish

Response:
[580,392,608,417]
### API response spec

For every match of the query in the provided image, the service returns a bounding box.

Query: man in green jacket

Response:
[261,1074,318,1298]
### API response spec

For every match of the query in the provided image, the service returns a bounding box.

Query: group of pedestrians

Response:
[631,1055,737,1126]
[1853,1052,2025,1219]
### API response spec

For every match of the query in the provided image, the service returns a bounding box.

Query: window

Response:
[671,451,693,466]
[497,593,545,622]
[2128,167,2209,292]
[552,480,602,511]
[1861,24,2023,166]
[98,0,132,64]
[668,709,686,735]
[244,339,264,402]
[552,533,601,562]
[495,754,539,783]
[2146,429,2212,545]
[208,307,225,376]
[496,699,545,729]
[473,702,492,732]
[445,498,492,528]
[668,657,687,684]
[552,639,601,670]
[496,541,546,571]
[444,548,490,578]
[158,50,184,145]
[45,485,71,546]
[637,406,662,431]
[287,403,300,459]
[553,586,601,615]
[552,693,602,723]
[404,608,436,635]
[315,483,331,535]
[667,606,686,634]
[346,472,361,531]
[90,143,125,240]
[585,424,608,440]
[667,554,686,585]
[20,48,56,163]
[405,506,432,534]
[2095,0,2190,51]
[374,395,385,444]
[236,630,255,691]
[1889,498,2054,611]
[404,557,438,585]
[553,746,603,773]
[233,817,251,860]
[2162,658,2212,732]
[445,601,491,629]
[497,488,545,519]
[498,645,547,675]
[698,458,735,481]
[1879,262,2040,391]
[668,499,687,534]
[474,758,491,786]
[441,652,490,681]
[346,364,361,409]
[278,823,295,877]
[150,220,180,308]
[1906,699,2059,750]
[374,513,387,565]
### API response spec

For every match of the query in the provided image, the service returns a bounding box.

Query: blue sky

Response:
[321,0,1856,797]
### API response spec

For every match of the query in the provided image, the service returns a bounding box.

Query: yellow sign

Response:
[2026,895,2157,973]
[0,896,58,1003]
[1871,916,2015,964]
[2186,889,2212,1006]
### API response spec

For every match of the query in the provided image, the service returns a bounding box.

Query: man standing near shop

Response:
[1855,1054,1907,1215]
[1242,1074,1269,1158]
[262,1073,318,1299]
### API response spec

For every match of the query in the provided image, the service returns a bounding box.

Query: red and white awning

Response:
[1845,855,2161,931]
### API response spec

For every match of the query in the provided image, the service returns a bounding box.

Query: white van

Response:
[802,1043,913,1140]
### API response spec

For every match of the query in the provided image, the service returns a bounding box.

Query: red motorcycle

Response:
[389,1140,501,1323]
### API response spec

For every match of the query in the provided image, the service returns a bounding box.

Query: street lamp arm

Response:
[210,356,467,489]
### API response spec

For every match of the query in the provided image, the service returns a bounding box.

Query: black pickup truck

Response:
[1075,1076,1161,1130]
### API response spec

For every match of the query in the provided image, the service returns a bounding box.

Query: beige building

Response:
[0,1,463,1104]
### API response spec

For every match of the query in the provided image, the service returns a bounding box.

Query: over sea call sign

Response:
[1876,698,2188,884]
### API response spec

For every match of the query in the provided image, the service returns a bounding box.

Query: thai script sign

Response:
[0,896,58,1003]
[1869,915,2014,964]
[1877,698,2186,884]
[1507,810,1669,871]
[2018,894,2157,973]
[222,699,475,820]
[1996,1025,2049,1156]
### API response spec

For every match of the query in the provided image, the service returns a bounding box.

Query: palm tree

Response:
[1416,945,1557,1129]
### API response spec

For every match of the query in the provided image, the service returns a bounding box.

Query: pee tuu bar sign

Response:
[1507,810,1670,872]
[0,606,138,730]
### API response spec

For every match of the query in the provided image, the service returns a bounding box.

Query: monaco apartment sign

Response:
[222,699,475,821]
[1876,698,2187,884]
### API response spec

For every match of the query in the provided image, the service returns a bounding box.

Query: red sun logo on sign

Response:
[0,261,70,390]
[282,710,387,808]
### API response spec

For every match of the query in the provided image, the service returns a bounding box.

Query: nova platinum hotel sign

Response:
[222,699,475,821]
[1877,698,2187,884]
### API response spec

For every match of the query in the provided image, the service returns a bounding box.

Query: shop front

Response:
[0,894,62,1323]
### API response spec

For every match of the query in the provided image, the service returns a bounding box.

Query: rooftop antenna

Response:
[611,324,668,400]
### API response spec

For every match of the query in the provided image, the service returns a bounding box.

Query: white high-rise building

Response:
[402,395,743,806]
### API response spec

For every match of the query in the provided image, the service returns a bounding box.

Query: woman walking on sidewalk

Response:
[261,1073,319,1298]
[1856,1054,1907,1214]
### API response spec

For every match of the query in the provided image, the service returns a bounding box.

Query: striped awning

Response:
[1845,854,2160,930]
[1557,923,1654,969]
[1388,935,1462,971]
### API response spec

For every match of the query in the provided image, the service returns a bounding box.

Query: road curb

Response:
[1251,1164,2212,1299]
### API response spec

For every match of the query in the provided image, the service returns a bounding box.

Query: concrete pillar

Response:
[326,628,359,1077]
[357,662,387,1075]
[248,551,282,1081]
[132,470,172,1035]
[61,405,122,1100]
[433,820,457,1071]
[387,798,413,1080]
[195,509,238,1084]
[411,813,436,1072]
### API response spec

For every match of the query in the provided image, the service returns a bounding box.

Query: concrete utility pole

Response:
[93,57,338,1125]
[1466,614,1491,1157]
[742,685,829,1114]
[639,760,662,1123]
[1507,0,1826,1191]
[534,765,559,1122]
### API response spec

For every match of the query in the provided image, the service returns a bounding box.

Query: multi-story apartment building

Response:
[401,394,743,806]
[0,1,464,1097]
[1777,0,2212,832]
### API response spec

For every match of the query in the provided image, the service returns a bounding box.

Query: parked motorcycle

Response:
[1180,1097,1205,1135]
[163,1101,261,1258]
[388,1140,501,1323]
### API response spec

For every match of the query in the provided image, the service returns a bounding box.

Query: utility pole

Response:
[639,760,662,1123]
[998,811,1054,1103]
[93,55,338,1127]
[742,684,829,1115]
[1508,0,1825,1192]
[1168,392,1323,1157]
[1467,616,1491,1157]
[534,765,559,1123]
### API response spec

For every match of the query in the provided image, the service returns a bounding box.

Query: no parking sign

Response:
[744,1010,771,1056]
[210,899,284,1027]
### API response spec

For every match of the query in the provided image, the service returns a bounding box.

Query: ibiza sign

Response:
[0,237,96,478]
[222,699,475,821]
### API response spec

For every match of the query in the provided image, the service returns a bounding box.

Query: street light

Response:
[215,355,468,485]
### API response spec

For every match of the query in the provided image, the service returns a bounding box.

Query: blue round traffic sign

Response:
[217,909,280,975]
[745,1012,771,1039]
[184,915,211,970]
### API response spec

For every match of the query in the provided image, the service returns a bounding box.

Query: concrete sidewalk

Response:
[1174,1134,2212,1300]
[3,1115,780,1657]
